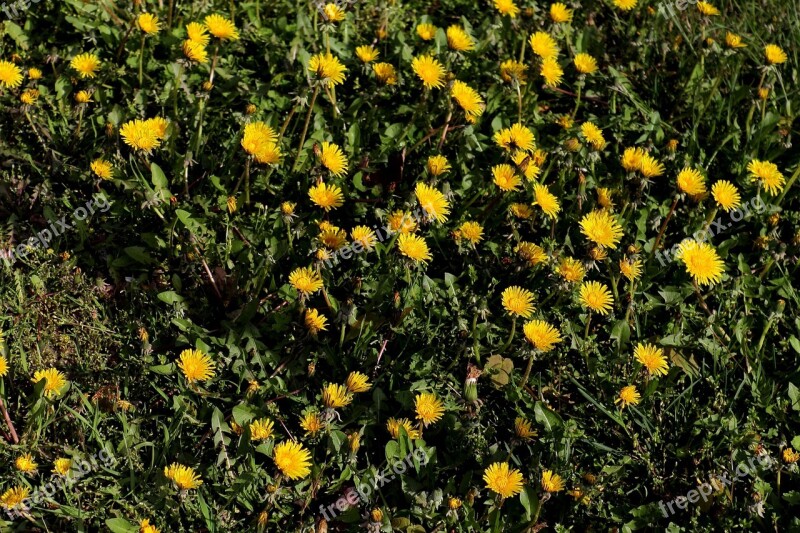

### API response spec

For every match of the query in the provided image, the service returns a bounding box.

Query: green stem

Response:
[501,317,516,352]
[138,35,146,87]
[244,158,251,207]
[292,85,320,172]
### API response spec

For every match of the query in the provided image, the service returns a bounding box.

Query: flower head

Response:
[494,123,535,152]
[32,368,68,398]
[613,0,638,9]
[204,14,239,40]
[550,3,573,23]
[140,519,160,533]
[308,181,344,211]
[351,226,377,250]
[514,417,538,439]
[634,343,668,376]
[322,3,345,22]
[304,308,328,335]
[415,182,451,223]
[696,1,720,15]
[558,257,585,282]
[676,167,707,196]
[500,59,527,84]
[446,25,475,51]
[70,53,101,78]
[137,13,161,34]
[501,286,535,318]
[0,60,23,88]
[579,281,614,314]
[411,55,445,89]
[274,440,312,479]
[532,183,560,218]
[289,266,324,296]
[388,210,418,233]
[616,385,641,408]
[427,155,450,176]
[639,153,665,178]
[183,40,209,63]
[725,32,745,48]
[529,32,559,59]
[0,355,7,377]
[491,164,521,191]
[15,454,37,473]
[397,233,432,263]
[541,469,565,492]
[0,486,30,510]
[458,221,484,244]
[20,88,39,105]
[675,239,724,285]
[483,462,524,498]
[120,119,162,153]
[386,417,420,439]
[308,53,347,86]
[451,80,484,119]
[764,44,788,65]
[580,210,623,249]
[415,392,445,426]
[540,57,563,87]
[619,258,643,281]
[747,159,785,195]
[91,159,113,180]
[187,22,210,45]
[164,463,203,490]
[53,458,72,476]
[711,180,741,211]
[516,242,547,266]
[177,348,215,384]
[416,23,437,40]
[346,371,372,393]
[318,142,348,176]
[373,62,397,84]
[574,53,597,74]
[300,412,324,436]
[523,320,562,352]
[322,383,353,408]
[355,45,378,63]
[580,122,606,150]
[783,448,800,464]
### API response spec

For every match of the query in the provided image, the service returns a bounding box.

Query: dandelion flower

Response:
[308,182,344,211]
[120,119,161,153]
[300,412,324,436]
[500,59,527,83]
[351,226,377,250]
[541,470,565,492]
[74,90,91,104]
[323,383,353,408]
[613,0,637,9]
[183,40,208,63]
[308,52,347,86]
[427,155,450,176]
[70,53,100,78]
[411,55,445,89]
[619,258,643,281]
[639,154,665,178]
[558,257,585,282]
[91,159,113,180]
[20,88,39,105]
[514,417,538,439]
[512,150,541,181]
[523,320,562,351]
[416,23,437,40]
[675,239,724,285]
[451,80,484,119]
[540,57,563,87]
[492,164,521,191]
[31,368,68,398]
[621,147,645,172]
[356,45,379,63]
[397,233,432,263]
[346,371,371,393]
[186,22,210,45]
[0,355,7,377]
[711,180,741,211]
[580,122,606,150]
[387,417,420,439]
[289,266,323,295]
[304,308,328,335]
[388,210,418,234]
[747,159,785,196]
[580,210,623,249]
[616,385,641,408]
[53,458,72,476]
[274,441,312,479]
[164,463,203,490]
[633,343,668,376]
[532,183,560,218]
[28,67,42,80]
[446,25,475,51]
[696,1,720,15]
[204,14,239,40]
[764,44,788,65]
[0,486,30,510]
[529,32,559,59]
[501,286,535,318]
[494,0,519,17]
[676,167,707,196]
[177,348,215,384]
[415,392,445,426]
[137,13,161,34]
[322,3,345,22]
[140,519,160,533]
[458,221,484,244]
[494,123,535,152]
[483,462,524,498]
[725,32,745,48]
[249,418,275,441]
[318,141,348,176]
[516,242,547,266]
[415,182,451,223]
[15,454,37,473]
[550,3,573,23]
[510,203,535,219]
[579,281,614,314]
[596,187,614,209]
[373,62,397,84]
[782,448,800,464]
[574,53,598,74]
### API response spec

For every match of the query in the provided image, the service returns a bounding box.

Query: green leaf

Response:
[789,383,800,411]
[105,518,138,533]
[534,401,563,432]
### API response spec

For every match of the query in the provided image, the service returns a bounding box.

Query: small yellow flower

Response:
[549,3,573,23]
[579,281,614,314]
[448,496,462,509]
[355,45,379,63]
[514,417,538,439]
[532,183,561,219]
[15,454,38,473]
[510,203,535,220]
[615,385,641,408]
[28,67,42,80]
[523,320,562,352]
[322,3,346,22]
[516,242,547,266]
[725,32,746,49]
[633,343,668,376]
[386,417,420,439]
[639,154,665,178]
[164,463,203,490]
[0,354,8,377]
[458,221,484,244]
[177,348,216,384]
[137,13,161,34]
[747,159,785,196]
[501,286,535,318]
[91,159,113,180]
[580,210,623,249]
[372,62,397,85]
[318,141,349,176]
[494,0,519,17]
[273,440,312,479]
[70,53,101,79]
[676,167,707,196]
[427,155,450,176]
[492,164,521,191]
[397,233,432,263]
[300,412,324,436]
[529,31,559,59]
[450,80,484,119]
[764,44,787,65]
[183,40,209,63]
[613,0,637,9]
[32,368,68,398]
[483,462,524,498]
[304,308,328,335]
[675,239,724,285]
[711,180,741,211]
[186,22,210,45]
[308,53,347,86]
[249,418,275,441]
[500,59,527,84]
[0,486,30,510]
[415,392,445,426]
[540,57,563,87]
[204,14,239,40]
[446,25,475,51]
[415,182,451,223]
[696,1,720,16]
[308,181,344,211]
[782,448,800,464]
[346,371,372,393]
[416,23,437,40]
[411,55,446,89]
[289,266,324,296]
[619,258,643,281]
[322,383,353,408]
[351,226,378,250]
[140,519,160,533]
[20,88,39,104]
[387,210,418,233]
[74,90,92,104]
[541,469,565,492]
[580,122,606,150]
[574,53,598,74]
[120,119,162,153]
[494,123,535,153]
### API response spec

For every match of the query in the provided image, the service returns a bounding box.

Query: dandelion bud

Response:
[370,508,383,522]
[246,103,257,114]
[202,80,213,91]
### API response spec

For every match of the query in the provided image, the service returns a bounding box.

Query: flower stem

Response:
[292,85,320,172]
[650,195,679,261]
[138,35,146,87]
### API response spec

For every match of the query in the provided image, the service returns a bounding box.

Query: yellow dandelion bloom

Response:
[323,383,353,408]
[613,0,637,9]
[397,233,432,263]
[492,164,521,191]
[300,412,324,436]
[416,23,437,40]
[541,469,565,492]
[621,147,645,172]
[415,182,451,223]
[249,418,275,441]
[177,348,215,384]
[415,392,445,426]
[558,257,585,282]
[70,53,100,79]
[458,221,484,244]
[308,181,344,211]
[782,448,800,464]
[580,122,606,150]
[356,45,379,63]
[512,150,541,181]
[387,417,420,439]
[764,44,787,65]
[619,258,643,281]
[346,371,371,393]
[308,52,347,86]
[451,80,484,119]
[0,486,30,510]
[532,183,561,219]
[510,203,535,219]
[137,13,161,34]
[696,1,720,15]
[523,320,562,352]
[540,56,563,87]
[322,3,345,22]
[579,281,614,314]
[183,40,208,63]
[187,22,210,45]
[484,462,524,498]
[675,239,724,286]
[373,62,397,84]
[351,226,378,250]
[388,210,418,233]
[120,119,161,153]
[274,440,312,479]
[501,286,535,318]
[0,354,7,377]
[494,123,535,152]
[514,417,538,439]
[676,167,707,195]
[725,32,746,48]
[550,3,573,23]
[633,343,668,376]
[747,159,785,196]
[204,14,239,40]
[0,60,23,88]
[28,67,42,80]
[32,368,68,398]
[574,53,598,74]
[164,463,203,490]
[494,0,519,17]
[74,90,92,104]
[411,55,445,89]
[289,266,324,295]
[305,308,328,335]
[427,155,450,176]
[15,454,37,473]
[446,25,475,51]
[140,519,160,533]
[639,153,665,178]
[53,458,72,476]
[711,180,741,211]
[91,159,113,179]
[500,59,527,84]
[580,209,623,249]
[20,88,39,104]
[529,31,559,59]
[318,141,348,176]
[516,242,547,266]
[616,385,641,408]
